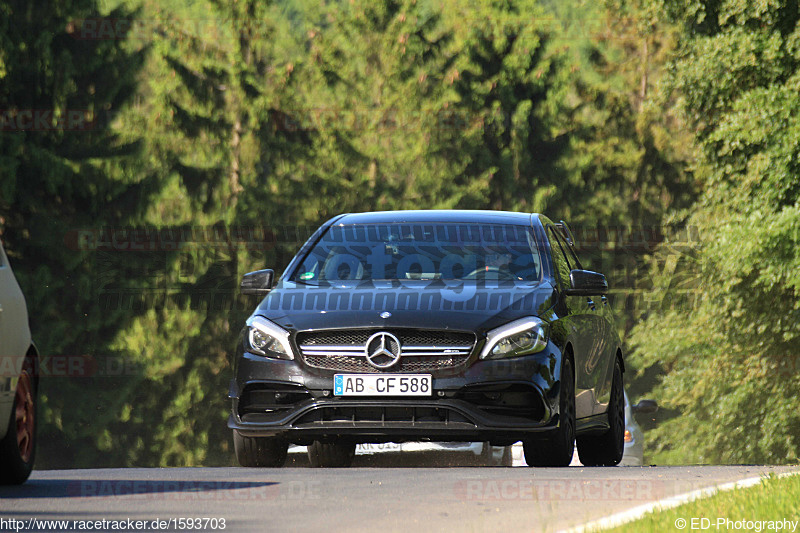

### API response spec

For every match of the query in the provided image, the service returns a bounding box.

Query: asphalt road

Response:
[2,465,798,533]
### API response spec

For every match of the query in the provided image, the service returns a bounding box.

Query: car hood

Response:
[254,280,557,333]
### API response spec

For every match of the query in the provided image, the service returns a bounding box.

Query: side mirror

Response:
[240,269,274,296]
[632,399,659,415]
[565,269,608,296]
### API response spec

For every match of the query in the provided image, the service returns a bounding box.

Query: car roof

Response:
[335,210,541,226]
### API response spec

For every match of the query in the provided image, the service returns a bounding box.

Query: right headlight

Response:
[480,317,549,360]
[245,316,294,360]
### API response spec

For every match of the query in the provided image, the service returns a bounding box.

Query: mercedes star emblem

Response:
[380,311,392,319]
[364,332,402,369]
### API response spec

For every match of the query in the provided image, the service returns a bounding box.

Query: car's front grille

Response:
[302,355,464,373]
[296,329,476,373]
[292,405,476,428]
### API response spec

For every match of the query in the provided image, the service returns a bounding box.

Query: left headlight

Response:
[245,316,294,360]
[480,317,549,360]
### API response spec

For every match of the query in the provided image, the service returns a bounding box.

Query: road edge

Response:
[559,469,800,533]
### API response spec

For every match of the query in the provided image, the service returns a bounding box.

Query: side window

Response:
[546,227,572,289]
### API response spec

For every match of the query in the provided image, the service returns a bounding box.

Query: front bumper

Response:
[228,348,564,445]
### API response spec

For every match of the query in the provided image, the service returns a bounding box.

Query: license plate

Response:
[333,374,432,396]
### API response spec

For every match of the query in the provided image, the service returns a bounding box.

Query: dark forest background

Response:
[1,0,798,467]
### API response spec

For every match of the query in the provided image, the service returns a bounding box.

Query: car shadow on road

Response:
[0,479,278,500]
[286,452,502,467]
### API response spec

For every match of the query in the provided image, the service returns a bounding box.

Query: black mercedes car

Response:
[229,210,625,467]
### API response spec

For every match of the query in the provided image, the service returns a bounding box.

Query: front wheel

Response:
[523,356,575,467]
[577,357,624,466]
[233,431,288,467]
[0,359,37,485]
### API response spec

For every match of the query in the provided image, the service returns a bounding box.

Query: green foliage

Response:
[0,0,158,468]
[77,0,303,467]
[630,0,800,464]
[442,0,569,212]
[534,0,700,342]
[553,0,697,227]
[286,0,478,216]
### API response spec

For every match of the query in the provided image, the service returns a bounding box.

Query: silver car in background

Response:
[620,392,658,466]
[288,441,512,466]
[0,239,39,484]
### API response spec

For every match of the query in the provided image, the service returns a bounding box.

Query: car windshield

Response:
[291,222,542,282]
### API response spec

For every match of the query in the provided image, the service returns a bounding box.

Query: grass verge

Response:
[604,472,800,532]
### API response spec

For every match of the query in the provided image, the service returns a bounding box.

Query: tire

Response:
[499,446,513,467]
[478,442,494,466]
[577,357,624,466]
[523,356,575,467]
[307,440,355,468]
[233,431,288,467]
[0,359,37,485]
